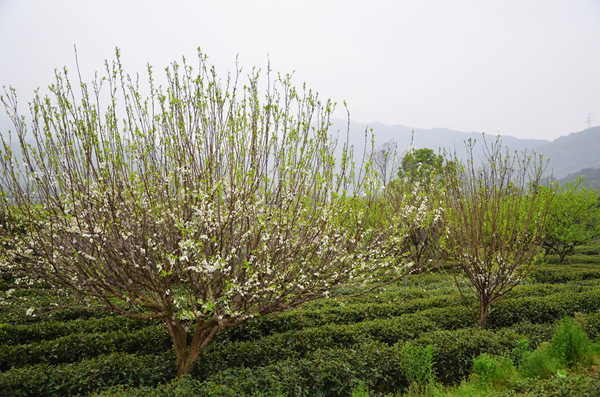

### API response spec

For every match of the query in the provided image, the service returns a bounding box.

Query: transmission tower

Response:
[585,113,594,129]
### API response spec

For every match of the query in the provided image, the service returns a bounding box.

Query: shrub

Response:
[216,294,463,344]
[408,327,521,385]
[507,322,555,350]
[0,315,152,345]
[510,374,600,397]
[0,351,177,397]
[194,341,403,396]
[486,289,600,329]
[0,325,171,370]
[192,306,473,379]
[580,311,600,340]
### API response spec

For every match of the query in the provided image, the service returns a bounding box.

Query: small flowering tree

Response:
[0,50,412,376]
[385,176,445,273]
[443,137,553,327]
[387,146,449,273]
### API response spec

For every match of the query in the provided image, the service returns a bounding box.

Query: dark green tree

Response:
[541,177,600,264]
[398,147,444,183]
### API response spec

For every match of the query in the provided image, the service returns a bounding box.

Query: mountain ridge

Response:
[332,119,600,180]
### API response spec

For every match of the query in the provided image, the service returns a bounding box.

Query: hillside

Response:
[561,167,600,191]
[333,120,600,180]
[534,127,600,179]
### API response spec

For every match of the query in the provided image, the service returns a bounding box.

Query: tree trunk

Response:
[165,317,219,377]
[479,300,489,328]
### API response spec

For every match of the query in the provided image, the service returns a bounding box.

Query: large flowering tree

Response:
[0,50,414,376]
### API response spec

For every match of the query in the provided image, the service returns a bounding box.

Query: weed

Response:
[471,353,516,389]
[518,342,559,379]
[400,342,436,392]
[548,316,596,368]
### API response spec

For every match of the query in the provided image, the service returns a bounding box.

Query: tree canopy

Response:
[398,147,444,183]
[0,49,413,376]
[542,177,600,264]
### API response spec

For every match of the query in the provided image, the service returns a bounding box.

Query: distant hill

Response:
[331,120,600,180]
[560,167,600,191]
[533,127,600,179]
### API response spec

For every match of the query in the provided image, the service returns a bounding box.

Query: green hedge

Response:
[217,294,463,344]
[193,305,473,379]
[0,316,581,396]
[94,341,402,397]
[0,351,176,397]
[0,304,471,374]
[530,264,600,284]
[94,326,530,396]
[10,287,595,379]
[0,315,153,345]
[411,327,522,385]
[507,321,557,349]
[504,281,600,299]
[487,289,600,329]
[0,325,171,370]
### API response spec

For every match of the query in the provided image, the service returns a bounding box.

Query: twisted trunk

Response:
[165,317,220,377]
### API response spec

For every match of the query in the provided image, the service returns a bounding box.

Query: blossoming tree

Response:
[0,50,415,376]
[443,137,553,327]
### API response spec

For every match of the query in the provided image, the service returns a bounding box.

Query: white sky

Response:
[0,0,599,140]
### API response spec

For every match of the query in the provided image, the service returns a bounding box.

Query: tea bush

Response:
[0,315,152,345]
[412,327,522,384]
[0,325,171,370]
[0,351,177,397]
[487,289,600,329]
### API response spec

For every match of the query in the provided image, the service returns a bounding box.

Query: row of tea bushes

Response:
[194,305,473,380]
[0,325,171,370]
[2,286,599,374]
[1,327,520,397]
[197,286,600,382]
[216,293,464,344]
[0,315,153,345]
[529,263,600,284]
[487,288,600,329]
[2,256,600,395]
[0,305,478,395]
[3,308,593,396]
[2,275,595,347]
[95,316,600,397]
[0,351,176,397]
[93,326,534,396]
[503,278,600,298]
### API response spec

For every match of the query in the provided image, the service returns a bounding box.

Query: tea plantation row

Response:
[1,250,600,396]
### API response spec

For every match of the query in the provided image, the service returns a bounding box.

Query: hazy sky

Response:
[0,0,599,140]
